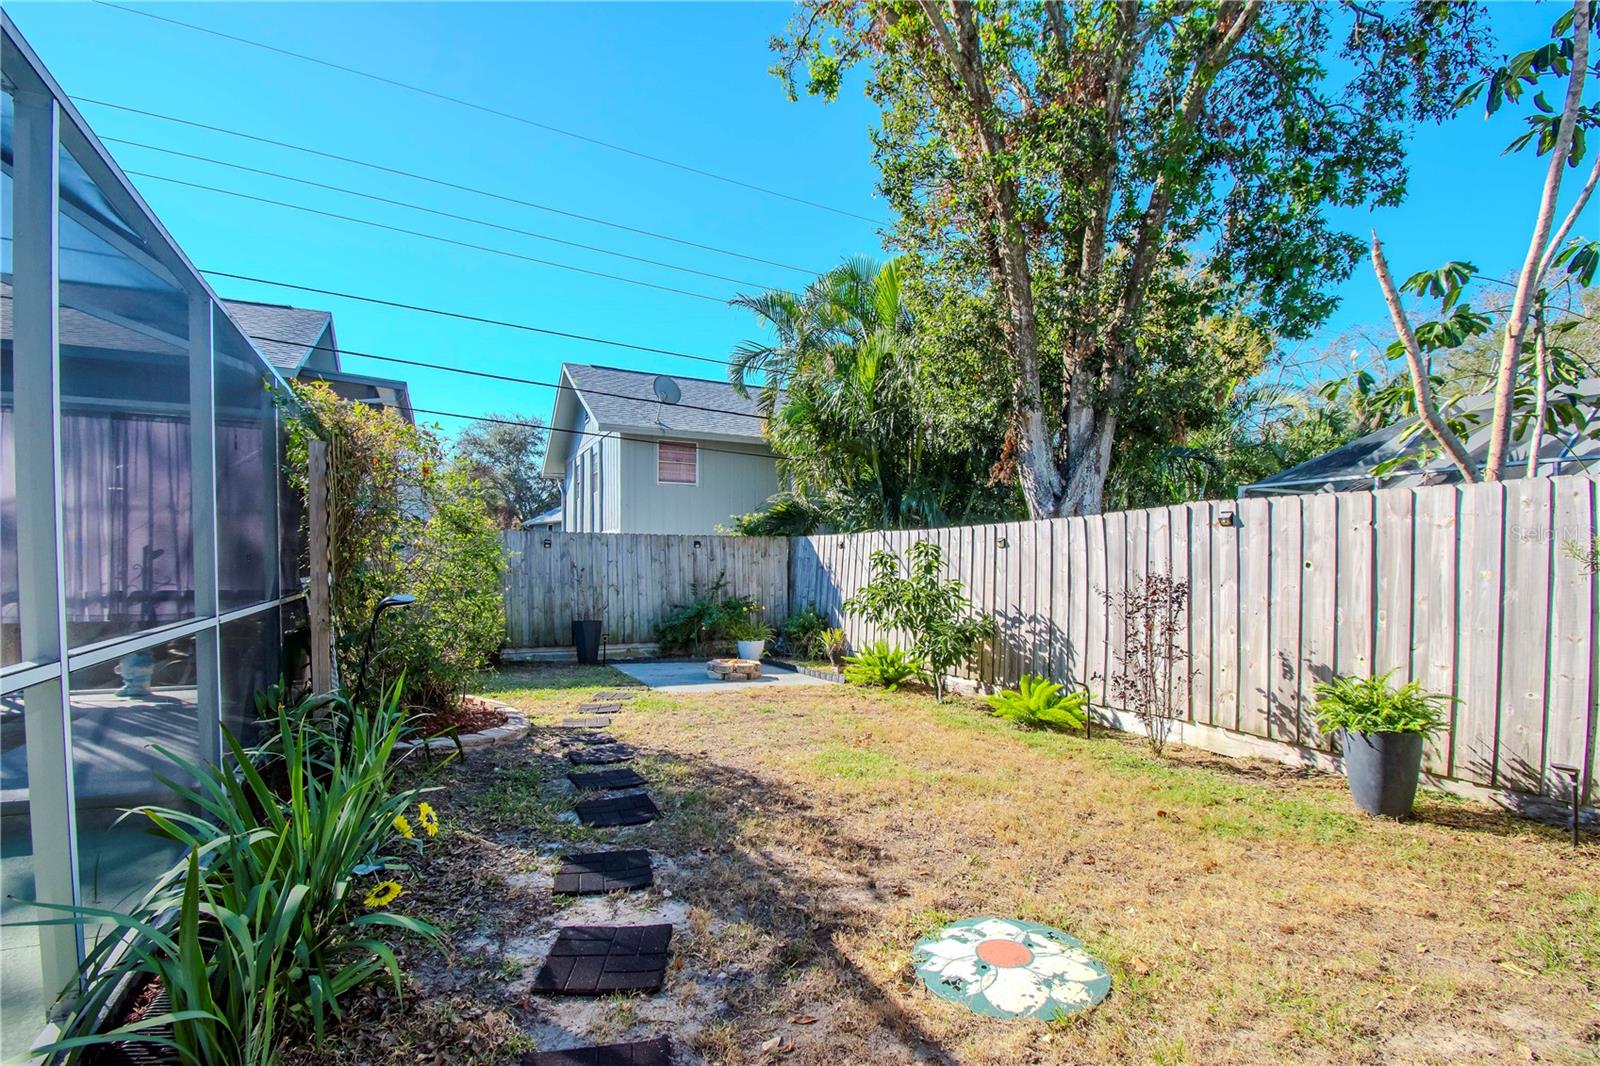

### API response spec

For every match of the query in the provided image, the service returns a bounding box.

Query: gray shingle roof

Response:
[564,364,774,442]
[220,299,332,372]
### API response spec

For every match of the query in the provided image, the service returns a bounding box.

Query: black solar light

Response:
[1551,762,1583,847]
[344,594,416,759]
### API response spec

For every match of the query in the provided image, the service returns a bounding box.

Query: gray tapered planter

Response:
[1341,729,1425,818]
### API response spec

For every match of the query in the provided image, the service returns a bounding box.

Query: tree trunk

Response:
[1526,304,1549,479]
[1484,0,1590,480]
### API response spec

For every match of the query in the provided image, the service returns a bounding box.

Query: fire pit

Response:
[706,657,763,682]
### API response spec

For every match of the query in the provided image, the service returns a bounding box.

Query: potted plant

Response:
[1313,671,1452,818]
[570,564,602,665]
[728,617,772,662]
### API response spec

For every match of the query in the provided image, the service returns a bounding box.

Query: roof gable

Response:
[220,299,335,372]
[561,364,773,442]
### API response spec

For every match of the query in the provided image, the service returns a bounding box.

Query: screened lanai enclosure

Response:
[0,15,313,1056]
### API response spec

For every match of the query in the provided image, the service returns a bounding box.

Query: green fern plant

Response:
[1312,671,1452,735]
[842,641,919,690]
[987,675,1088,732]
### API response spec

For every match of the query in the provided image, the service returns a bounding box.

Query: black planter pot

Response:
[571,619,603,664]
[1341,729,1425,818]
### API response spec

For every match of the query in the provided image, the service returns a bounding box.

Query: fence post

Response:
[308,438,335,694]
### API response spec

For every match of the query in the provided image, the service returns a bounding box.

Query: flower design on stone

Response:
[912,917,1111,1020]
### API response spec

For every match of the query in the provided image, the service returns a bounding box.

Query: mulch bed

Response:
[413,695,509,738]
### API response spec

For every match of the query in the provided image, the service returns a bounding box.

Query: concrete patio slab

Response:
[613,660,833,692]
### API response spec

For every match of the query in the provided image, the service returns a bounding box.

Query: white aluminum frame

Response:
[1,11,315,1041]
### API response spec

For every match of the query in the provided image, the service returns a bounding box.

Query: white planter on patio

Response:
[736,639,766,662]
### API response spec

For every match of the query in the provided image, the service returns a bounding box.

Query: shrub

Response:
[843,641,920,690]
[779,604,829,657]
[285,382,504,712]
[818,627,849,669]
[1312,672,1452,735]
[1107,572,1191,756]
[987,675,1088,732]
[35,685,440,1064]
[842,541,995,700]
[654,575,759,653]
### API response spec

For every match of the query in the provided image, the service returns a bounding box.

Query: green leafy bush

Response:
[843,641,920,690]
[779,604,829,657]
[654,576,759,653]
[286,382,504,712]
[35,686,440,1064]
[1312,672,1453,735]
[842,541,995,699]
[987,675,1088,732]
[818,627,848,669]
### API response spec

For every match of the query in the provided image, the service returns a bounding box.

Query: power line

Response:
[102,136,787,290]
[251,332,772,421]
[90,0,884,225]
[201,268,744,370]
[76,98,824,277]
[125,169,732,304]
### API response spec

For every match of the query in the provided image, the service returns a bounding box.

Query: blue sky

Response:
[7,1,1589,440]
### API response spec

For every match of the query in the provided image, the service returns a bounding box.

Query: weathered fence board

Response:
[500,531,789,648]
[787,477,1598,803]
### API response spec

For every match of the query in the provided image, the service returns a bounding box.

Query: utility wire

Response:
[90,0,884,225]
[103,136,785,290]
[200,268,745,370]
[356,398,778,465]
[125,169,731,304]
[253,332,773,421]
[75,98,824,276]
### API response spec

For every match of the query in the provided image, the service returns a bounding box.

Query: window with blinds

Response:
[657,441,697,484]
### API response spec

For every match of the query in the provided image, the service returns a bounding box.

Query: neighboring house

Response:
[1243,383,1600,497]
[524,506,564,532]
[221,298,415,422]
[541,364,780,533]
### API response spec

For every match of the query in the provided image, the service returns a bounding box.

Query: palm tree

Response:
[730,257,964,529]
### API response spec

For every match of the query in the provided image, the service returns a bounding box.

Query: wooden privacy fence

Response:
[790,476,1598,801]
[500,530,790,648]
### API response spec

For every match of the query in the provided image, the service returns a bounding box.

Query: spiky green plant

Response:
[1311,671,1452,736]
[842,641,920,690]
[987,675,1088,732]
[31,684,440,1065]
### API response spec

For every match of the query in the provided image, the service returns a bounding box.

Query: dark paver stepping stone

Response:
[553,849,653,894]
[574,793,658,827]
[567,744,635,765]
[577,702,623,714]
[570,732,617,746]
[521,1037,671,1066]
[592,691,638,702]
[560,717,613,729]
[569,768,647,791]
[532,924,672,994]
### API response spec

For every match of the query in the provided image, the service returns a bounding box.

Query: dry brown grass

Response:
[299,665,1599,1066]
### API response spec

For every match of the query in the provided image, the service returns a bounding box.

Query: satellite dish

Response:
[652,375,681,405]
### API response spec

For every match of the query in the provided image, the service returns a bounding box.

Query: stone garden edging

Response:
[395,694,531,754]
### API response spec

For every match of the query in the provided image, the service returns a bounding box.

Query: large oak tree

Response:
[774,0,1488,515]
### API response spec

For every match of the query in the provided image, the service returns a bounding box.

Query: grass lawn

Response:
[298,665,1600,1066]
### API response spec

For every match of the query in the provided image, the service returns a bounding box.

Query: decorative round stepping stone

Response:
[912,917,1110,1020]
